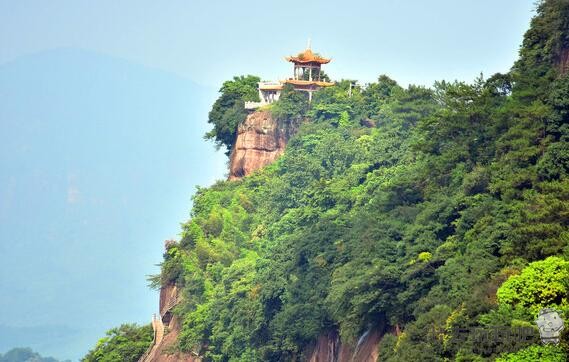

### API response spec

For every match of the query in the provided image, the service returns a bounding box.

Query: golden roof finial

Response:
[307,37,311,50]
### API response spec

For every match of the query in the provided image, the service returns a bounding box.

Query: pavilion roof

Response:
[286,48,331,64]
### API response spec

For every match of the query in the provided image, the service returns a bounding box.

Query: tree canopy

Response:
[82,324,153,362]
[204,75,260,154]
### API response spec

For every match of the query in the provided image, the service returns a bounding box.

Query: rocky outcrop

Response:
[557,47,569,75]
[145,314,199,362]
[140,284,200,362]
[229,110,294,180]
[304,327,385,362]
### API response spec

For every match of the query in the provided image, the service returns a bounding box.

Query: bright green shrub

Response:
[496,344,566,362]
[497,257,569,315]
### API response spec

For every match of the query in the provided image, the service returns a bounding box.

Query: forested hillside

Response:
[86,0,569,360]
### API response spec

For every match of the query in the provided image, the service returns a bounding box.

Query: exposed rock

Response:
[140,284,200,362]
[229,110,294,180]
[304,327,384,362]
[159,284,178,317]
[148,315,200,362]
[558,47,569,75]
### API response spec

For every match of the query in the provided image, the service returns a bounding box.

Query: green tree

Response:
[82,324,153,362]
[204,75,260,154]
[496,344,566,362]
[497,256,569,315]
[271,84,309,121]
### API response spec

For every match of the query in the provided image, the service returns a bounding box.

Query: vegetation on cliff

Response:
[88,0,569,360]
[168,1,569,360]
[204,75,261,154]
[82,324,152,362]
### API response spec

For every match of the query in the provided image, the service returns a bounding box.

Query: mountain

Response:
[0,347,67,362]
[87,0,569,360]
[0,48,225,360]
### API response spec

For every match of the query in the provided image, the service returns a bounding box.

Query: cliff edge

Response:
[228,110,293,180]
[139,284,199,362]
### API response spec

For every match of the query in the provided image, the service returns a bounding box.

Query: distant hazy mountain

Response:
[0,48,225,360]
[0,347,68,362]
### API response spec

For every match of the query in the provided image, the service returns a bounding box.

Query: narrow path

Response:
[138,315,164,362]
[139,291,179,362]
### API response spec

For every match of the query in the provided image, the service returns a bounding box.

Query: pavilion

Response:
[245,45,334,109]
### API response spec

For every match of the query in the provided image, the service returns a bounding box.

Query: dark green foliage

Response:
[82,324,153,362]
[513,0,569,102]
[204,75,260,154]
[143,1,569,361]
[271,84,309,121]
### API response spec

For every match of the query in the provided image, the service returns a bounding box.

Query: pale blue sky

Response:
[0,1,536,360]
[1,0,535,86]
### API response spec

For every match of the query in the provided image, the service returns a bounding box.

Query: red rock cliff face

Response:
[303,327,385,362]
[141,283,200,362]
[149,315,199,362]
[558,47,569,75]
[229,110,293,180]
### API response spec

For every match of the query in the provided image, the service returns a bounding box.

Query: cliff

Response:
[304,326,386,362]
[305,331,379,362]
[228,110,293,180]
[140,284,199,362]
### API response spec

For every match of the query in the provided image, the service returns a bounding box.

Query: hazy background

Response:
[0,0,535,360]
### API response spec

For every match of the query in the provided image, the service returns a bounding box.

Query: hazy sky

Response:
[0,0,536,360]
[0,48,226,360]
[1,0,535,87]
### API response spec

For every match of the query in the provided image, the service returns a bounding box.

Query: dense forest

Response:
[86,0,569,360]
